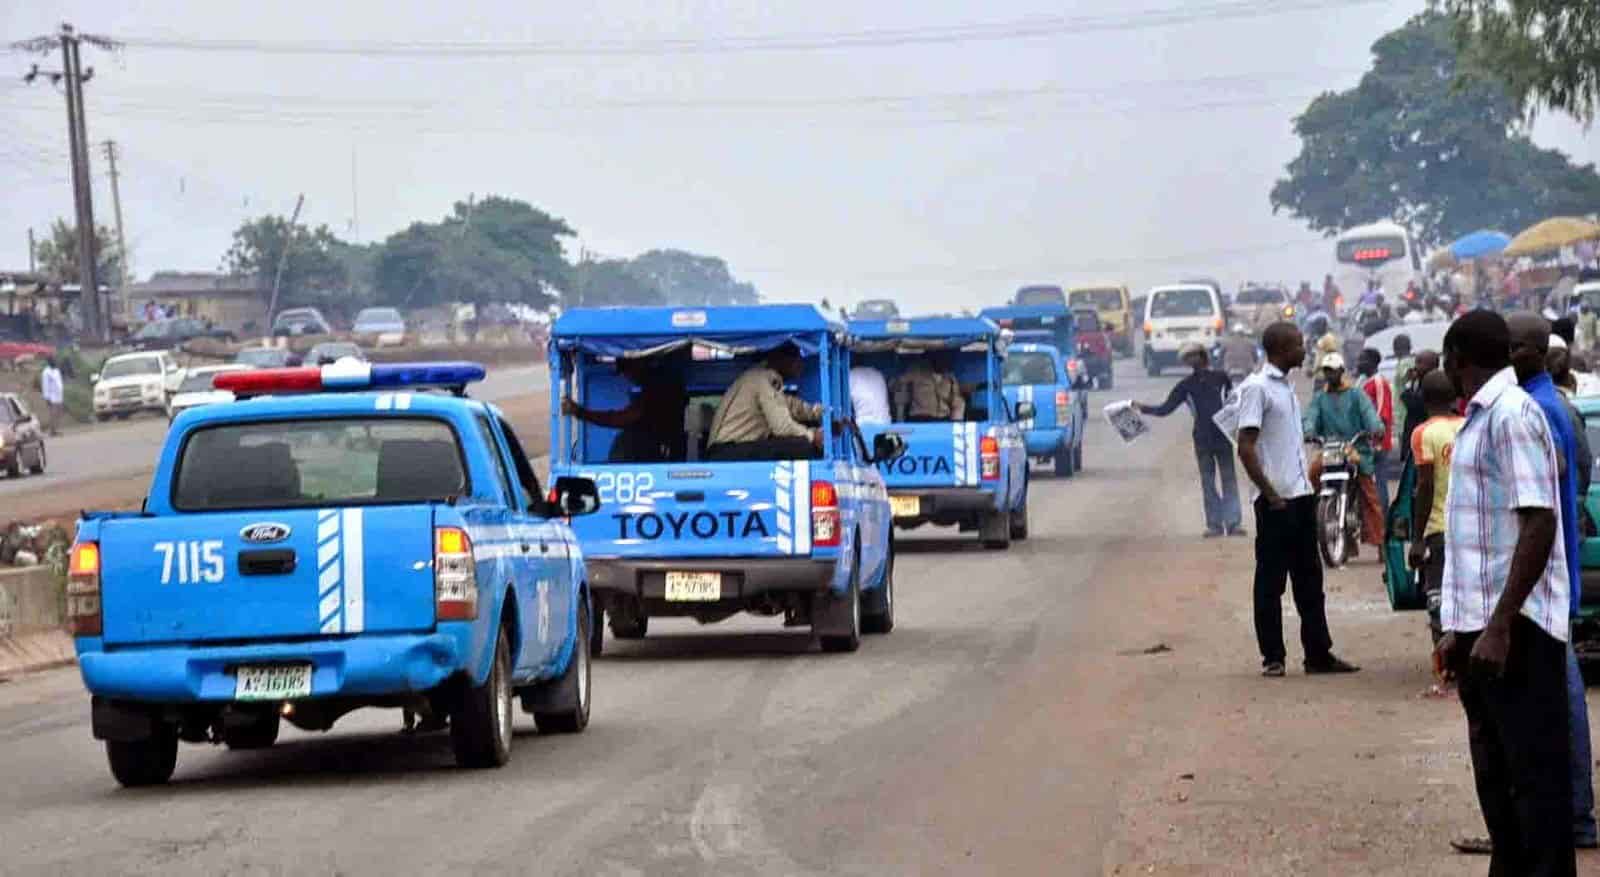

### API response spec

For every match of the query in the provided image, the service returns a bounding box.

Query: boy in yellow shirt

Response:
[1408,370,1465,642]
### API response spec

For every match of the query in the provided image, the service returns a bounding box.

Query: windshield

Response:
[1336,235,1407,265]
[1015,286,1066,307]
[178,371,231,393]
[356,308,401,324]
[174,417,467,511]
[236,348,289,367]
[1149,289,1216,318]
[101,357,163,380]
[853,301,897,318]
[312,344,360,360]
[1003,352,1059,386]
[1234,288,1286,305]
[135,322,169,339]
[1068,289,1123,309]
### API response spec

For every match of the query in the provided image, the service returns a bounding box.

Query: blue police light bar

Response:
[216,360,487,395]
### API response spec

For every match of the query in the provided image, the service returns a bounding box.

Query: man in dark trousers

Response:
[1137,342,1243,537]
[1236,322,1360,678]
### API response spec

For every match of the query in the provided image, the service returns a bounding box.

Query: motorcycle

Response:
[1315,438,1364,568]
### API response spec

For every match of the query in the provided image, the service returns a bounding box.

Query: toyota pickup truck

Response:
[1001,342,1086,477]
[849,317,1030,549]
[549,305,906,653]
[69,360,602,787]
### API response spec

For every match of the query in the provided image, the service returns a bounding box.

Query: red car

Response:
[1073,309,1115,390]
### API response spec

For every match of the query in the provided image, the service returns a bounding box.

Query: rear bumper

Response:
[76,631,465,703]
[1023,428,1067,457]
[586,557,836,598]
[890,486,1000,522]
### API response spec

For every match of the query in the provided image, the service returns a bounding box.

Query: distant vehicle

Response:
[1071,308,1114,389]
[352,307,406,347]
[0,392,46,477]
[1334,220,1422,304]
[1231,286,1295,334]
[1067,285,1133,356]
[1001,343,1087,478]
[92,351,182,421]
[1142,284,1224,377]
[304,341,366,366]
[128,318,236,351]
[70,361,601,785]
[234,347,298,369]
[1013,285,1067,308]
[167,364,253,421]
[850,299,900,319]
[271,307,333,337]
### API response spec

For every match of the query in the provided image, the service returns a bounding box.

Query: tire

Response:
[532,599,592,734]
[608,602,648,640]
[28,443,45,475]
[819,559,862,653]
[588,603,604,658]
[223,714,280,750]
[980,510,1011,550]
[1054,446,1075,477]
[862,545,895,635]
[451,625,514,769]
[106,730,178,788]
[1009,482,1030,541]
[1074,440,1084,473]
[1317,493,1346,569]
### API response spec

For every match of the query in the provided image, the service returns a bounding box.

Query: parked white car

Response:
[93,351,182,421]
[167,363,254,421]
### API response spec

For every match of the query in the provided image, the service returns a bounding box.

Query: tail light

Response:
[980,436,1001,480]
[811,481,840,547]
[1211,317,1225,332]
[434,527,478,621]
[1142,321,1153,335]
[1055,389,1070,422]
[67,542,102,636]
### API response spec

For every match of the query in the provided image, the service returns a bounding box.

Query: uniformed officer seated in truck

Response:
[559,352,688,462]
[891,350,966,422]
[704,342,827,461]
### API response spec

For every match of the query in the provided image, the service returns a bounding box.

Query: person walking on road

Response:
[1236,322,1360,678]
[39,357,63,437]
[1399,350,1441,463]
[1408,371,1464,643]
[1136,342,1243,538]
[1433,310,1575,875]
[1356,348,1396,510]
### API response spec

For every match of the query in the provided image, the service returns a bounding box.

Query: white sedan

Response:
[167,363,254,421]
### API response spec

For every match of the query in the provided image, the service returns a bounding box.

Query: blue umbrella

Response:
[1449,229,1511,261]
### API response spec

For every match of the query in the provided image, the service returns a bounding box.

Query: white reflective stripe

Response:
[952,423,968,484]
[772,462,794,554]
[965,423,979,485]
[317,538,339,570]
[394,393,412,411]
[793,460,811,555]
[341,508,365,634]
[375,394,393,411]
[317,508,342,633]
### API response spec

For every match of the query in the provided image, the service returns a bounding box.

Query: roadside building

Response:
[125,272,266,334]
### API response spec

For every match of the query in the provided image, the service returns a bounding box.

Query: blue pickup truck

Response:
[849,317,1031,549]
[68,361,602,786]
[549,305,906,653]
[1001,342,1087,477]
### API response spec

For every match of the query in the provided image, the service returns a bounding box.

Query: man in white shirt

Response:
[849,365,890,425]
[1235,322,1359,678]
[39,357,64,436]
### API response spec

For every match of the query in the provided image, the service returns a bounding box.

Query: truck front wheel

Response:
[527,599,593,734]
[106,728,178,787]
[451,625,513,768]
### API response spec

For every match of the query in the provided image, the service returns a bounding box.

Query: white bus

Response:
[1333,220,1422,305]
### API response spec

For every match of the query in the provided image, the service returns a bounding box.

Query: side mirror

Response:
[89,372,100,383]
[551,475,601,517]
[870,432,907,464]
[1014,401,1036,421]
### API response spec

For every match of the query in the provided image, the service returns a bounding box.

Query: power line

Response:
[108,0,1386,58]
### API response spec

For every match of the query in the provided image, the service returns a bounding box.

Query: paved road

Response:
[0,364,549,498]
[0,357,1186,875]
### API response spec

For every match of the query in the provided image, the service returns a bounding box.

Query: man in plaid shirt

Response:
[1434,310,1574,876]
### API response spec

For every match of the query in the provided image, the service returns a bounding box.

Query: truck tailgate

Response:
[860,422,980,489]
[100,506,437,646]
[568,461,816,559]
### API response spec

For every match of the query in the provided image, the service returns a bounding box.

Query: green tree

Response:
[572,258,666,308]
[373,196,573,311]
[1270,13,1600,248]
[223,215,350,316]
[32,218,121,287]
[624,249,759,306]
[1438,0,1600,123]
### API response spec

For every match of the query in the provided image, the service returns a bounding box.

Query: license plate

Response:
[890,495,921,518]
[234,664,312,701]
[665,571,722,602]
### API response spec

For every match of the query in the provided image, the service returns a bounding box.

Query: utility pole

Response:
[14,24,120,342]
[26,229,35,274]
[101,140,129,308]
[266,194,305,324]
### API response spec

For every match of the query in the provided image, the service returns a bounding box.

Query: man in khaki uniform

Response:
[706,343,825,460]
[892,351,965,422]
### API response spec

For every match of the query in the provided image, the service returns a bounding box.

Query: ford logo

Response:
[240,522,292,544]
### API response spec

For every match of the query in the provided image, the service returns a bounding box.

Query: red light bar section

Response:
[1352,247,1392,262]
[213,367,323,394]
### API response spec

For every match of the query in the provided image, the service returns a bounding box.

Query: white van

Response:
[1142,284,1224,376]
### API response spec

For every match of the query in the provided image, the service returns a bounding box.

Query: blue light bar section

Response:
[367,362,486,389]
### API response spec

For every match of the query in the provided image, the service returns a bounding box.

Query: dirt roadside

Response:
[2,390,549,522]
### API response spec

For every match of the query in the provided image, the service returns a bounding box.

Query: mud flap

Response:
[92,697,160,742]
[979,509,1009,544]
[811,581,855,637]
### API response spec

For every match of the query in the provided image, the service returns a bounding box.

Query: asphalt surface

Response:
[0,357,1182,875]
[0,364,548,499]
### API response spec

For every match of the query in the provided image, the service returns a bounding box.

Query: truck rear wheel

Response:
[862,547,895,635]
[1055,446,1075,477]
[529,599,592,734]
[980,510,1011,550]
[1009,487,1030,541]
[451,625,513,769]
[819,559,862,653]
[106,729,178,787]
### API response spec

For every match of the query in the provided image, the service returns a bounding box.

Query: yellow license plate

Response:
[664,571,722,602]
[889,495,921,518]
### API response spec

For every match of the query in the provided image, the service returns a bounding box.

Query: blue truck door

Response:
[493,414,573,677]
[472,414,546,675]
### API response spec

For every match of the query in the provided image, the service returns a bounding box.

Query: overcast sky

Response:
[2,0,1594,313]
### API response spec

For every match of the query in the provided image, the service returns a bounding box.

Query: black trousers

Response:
[705,437,819,461]
[1251,495,1333,665]
[1454,617,1575,877]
